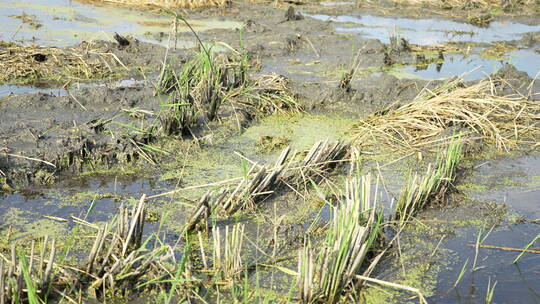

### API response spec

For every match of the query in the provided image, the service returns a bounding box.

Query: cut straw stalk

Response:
[183,140,348,232]
[0,196,176,303]
[394,138,462,227]
[298,174,382,303]
[0,238,57,304]
[212,223,245,281]
[352,78,540,152]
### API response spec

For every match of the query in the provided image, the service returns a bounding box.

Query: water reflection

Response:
[307,13,540,45]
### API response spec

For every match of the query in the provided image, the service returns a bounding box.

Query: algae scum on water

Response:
[1,0,540,303]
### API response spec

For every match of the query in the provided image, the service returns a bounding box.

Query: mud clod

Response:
[284,6,304,21]
[114,32,131,48]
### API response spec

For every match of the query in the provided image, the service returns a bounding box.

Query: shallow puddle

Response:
[0,175,168,238]
[304,12,540,79]
[437,223,540,304]
[306,13,540,45]
[391,49,540,80]
[0,84,68,98]
[464,155,540,218]
[0,0,242,47]
[431,154,540,303]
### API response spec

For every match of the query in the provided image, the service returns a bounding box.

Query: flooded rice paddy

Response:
[308,13,540,45]
[0,0,242,47]
[1,0,540,303]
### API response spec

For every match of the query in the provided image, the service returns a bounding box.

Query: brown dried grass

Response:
[82,0,226,9]
[0,43,120,84]
[352,78,540,152]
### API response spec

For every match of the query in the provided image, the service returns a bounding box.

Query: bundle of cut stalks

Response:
[82,0,226,9]
[0,196,176,303]
[0,238,58,304]
[84,195,173,296]
[184,140,348,232]
[157,49,248,135]
[211,223,245,281]
[352,78,540,152]
[394,138,462,227]
[0,44,118,84]
[298,174,382,303]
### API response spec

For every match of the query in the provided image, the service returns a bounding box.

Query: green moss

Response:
[361,285,395,303]
[1,208,68,243]
[16,219,68,239]
[0,176,12,192]
[160,147,244,187]
[450,219,486,227]
[78,165,139,177]
[525,175,540,187]
[360,232,451,303]
[457,183,490,193]
[256,135,291,152]
[159,113,356,204]
[243,113,355,151]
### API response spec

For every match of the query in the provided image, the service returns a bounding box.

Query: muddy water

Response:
[431,155,540,304]
[0,177,162,228]
[390,49,540,80]
[0,0,242,47]
[0,84,68,98]
[307,13,540,45]
[0,78,147,99]
[462,155,540,219]
[306,12,540,80]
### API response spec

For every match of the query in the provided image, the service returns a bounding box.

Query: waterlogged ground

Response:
[0,0,241,47]
[1,0,540,303]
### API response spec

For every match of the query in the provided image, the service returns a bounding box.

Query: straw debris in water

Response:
[0,195,175,303]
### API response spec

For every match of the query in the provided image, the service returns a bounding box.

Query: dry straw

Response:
[352,78,540,152]
[211,223,245,281]
[81,0,226,9]
[0,43,120,84]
